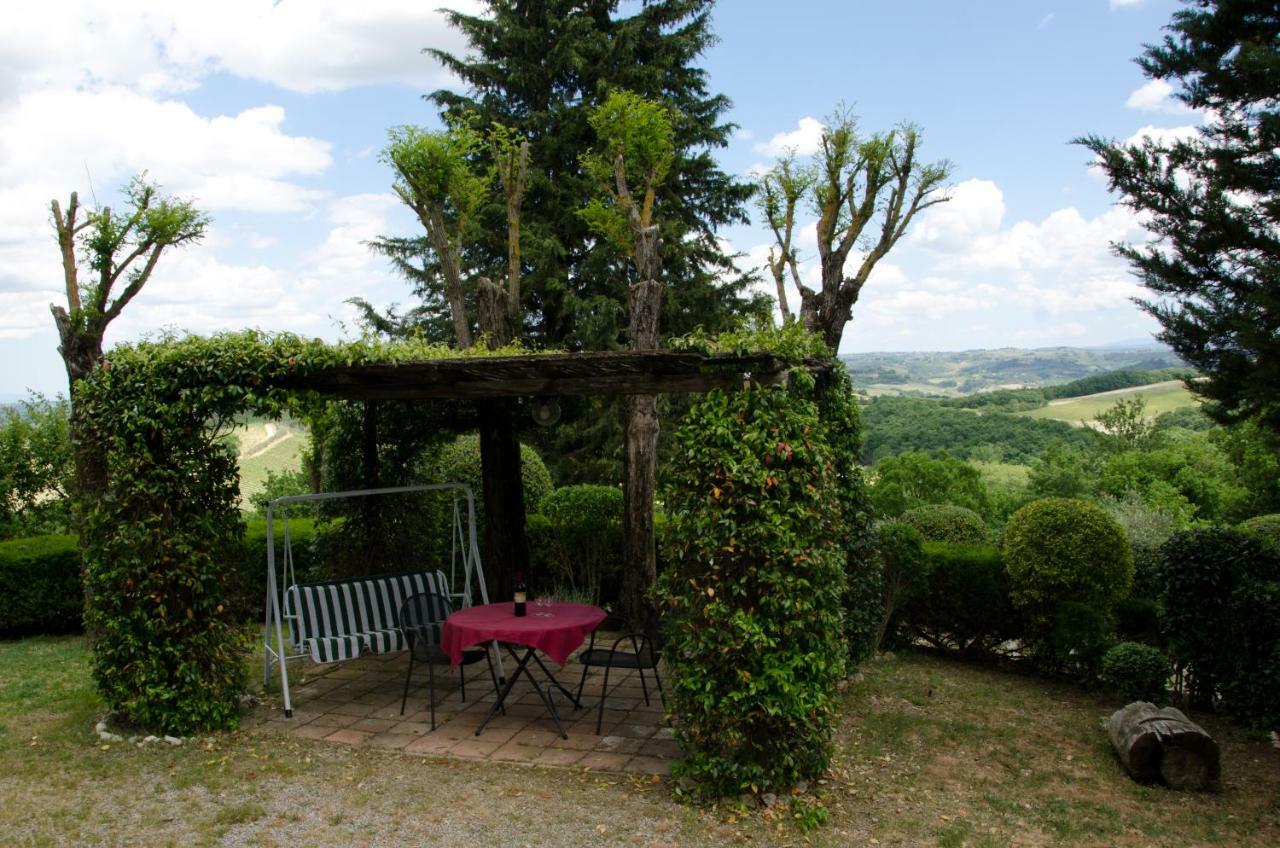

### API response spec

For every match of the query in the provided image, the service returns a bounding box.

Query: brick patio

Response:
[247,646,679,775]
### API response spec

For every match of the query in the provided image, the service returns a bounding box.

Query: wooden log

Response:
[1107,701,1220,791]
[620,279,663,628]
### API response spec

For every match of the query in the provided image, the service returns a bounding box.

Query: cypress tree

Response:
[425,0,764,350]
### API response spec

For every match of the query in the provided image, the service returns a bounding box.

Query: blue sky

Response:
[0,0,1196,398]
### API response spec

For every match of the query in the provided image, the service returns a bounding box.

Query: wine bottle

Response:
[513,571,527,617]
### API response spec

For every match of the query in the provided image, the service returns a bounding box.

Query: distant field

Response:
[1021,380,1196,425]
[970,460,1031,488]
[234,418,306,505]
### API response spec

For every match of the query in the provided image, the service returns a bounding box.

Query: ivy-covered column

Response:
[657,368,849,797]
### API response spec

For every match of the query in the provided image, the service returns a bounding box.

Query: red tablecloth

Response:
[442,602,607,668]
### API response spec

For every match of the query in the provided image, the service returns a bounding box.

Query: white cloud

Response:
[1109,0,1146,9]
[1125,124,1200,147]
[1125,79,1193,114]
[0,1,480,100]
[1037,13,1056,30]
[908,179,1005,251]
[754,117,826,157]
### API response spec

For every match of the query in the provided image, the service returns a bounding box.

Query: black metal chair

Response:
[397,590,499,730]
[574,610,665,734]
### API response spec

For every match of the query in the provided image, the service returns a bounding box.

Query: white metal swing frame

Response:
[261,482,499,717]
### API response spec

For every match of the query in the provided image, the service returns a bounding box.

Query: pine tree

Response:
[1079,0,1280,432]
[426,0,764,350]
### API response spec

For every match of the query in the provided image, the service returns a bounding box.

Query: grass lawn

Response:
[2,636,1277,847]
[1021,381,1196,426]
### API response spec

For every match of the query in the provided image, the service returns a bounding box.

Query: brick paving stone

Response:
[615,722,659,740]
[623,756,673,776]
[350,717,399,733]
[404,734,457,755]
[368,734,416,751]
[638,738,682,759]
[548,732,604,751]
[577,751,630,772]
[595,735,645,755]
[324,728,372,746]
[490,742,543,763]
[533,747,587,767]
[306,713,361,729]
[329,701,377,718]
[390,721,434,736]
[448,738,503,759]
[291,723,336,740]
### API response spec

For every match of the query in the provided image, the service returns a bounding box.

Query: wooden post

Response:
[621,279,663,627]
[478,399,528,601]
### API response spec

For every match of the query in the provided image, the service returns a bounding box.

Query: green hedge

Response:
[0,519,320,638]
[897,542,1014,656]
[0,534,82,636]
[540,485,623,605]
[900,504,988,544]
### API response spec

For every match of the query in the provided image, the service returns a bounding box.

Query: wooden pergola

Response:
[274,349,813,616]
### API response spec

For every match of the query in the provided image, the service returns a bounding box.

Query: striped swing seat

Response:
[284,569,450,664]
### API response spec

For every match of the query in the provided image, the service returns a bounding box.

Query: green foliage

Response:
[940,369,1194,413]
[382,120,488,230]
[897,543,1014,656]
[0,394,73,539]
[1102,491,1181,599]
[873,522,927,652]
[899,504,987,545]
[1028,441,1096,500]
[428,0,763,352]
[657,372,848,797]
[1078,2,1280,432]
[248,467,314,517]
[540,485,624,605]
[1093,397,1157,452]
[72,330,532,733]
[579,90,676,256]
[1101,642,1171,702]
[422,434,553,517]
[1213,420,1280,516]
[1004,498,1133,670]
[869,451,991,520]
[1157,528,1280,729]
[1237,513,1280,554]
[861,395,1094,464]
[1096,432,1249,525]
[0,534,82,636]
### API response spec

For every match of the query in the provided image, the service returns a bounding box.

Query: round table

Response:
[442,601,606,738]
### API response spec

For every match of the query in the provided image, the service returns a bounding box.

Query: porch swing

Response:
[261,482,498,717]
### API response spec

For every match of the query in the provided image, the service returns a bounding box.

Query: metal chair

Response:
[397,590,499,730]
[574,610,665,734]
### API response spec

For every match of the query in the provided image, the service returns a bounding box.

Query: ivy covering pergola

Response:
[74,331,820,734]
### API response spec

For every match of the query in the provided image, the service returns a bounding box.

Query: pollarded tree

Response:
[48,174,209,503]
[580,89,675,625]
[1078,0,1280,432]
[759,107,952,349]
[380,121,489,350]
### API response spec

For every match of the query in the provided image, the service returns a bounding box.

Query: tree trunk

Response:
[477,399,528,601]
[620,279,663,628]
[1107,702,1220,791]
[477,276,514,349]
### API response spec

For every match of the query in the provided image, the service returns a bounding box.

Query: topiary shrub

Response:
[872,522,927,652]
[900,504,988,545]
[658,372,847,798]
[0,534,82,636]
[1101,641,1171,702]
[1238,513,1280,554]
[1004,498,1133,671]
[422,433,554,516]
[541,485,623,605]
[1157,528,1280,729]
[897,543,1015,656]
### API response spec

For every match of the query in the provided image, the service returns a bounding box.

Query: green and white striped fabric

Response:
[284,569,449,664]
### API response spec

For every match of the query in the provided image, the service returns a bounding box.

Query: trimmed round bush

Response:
[1004,498,1133,615]
[1238,513,1280,554]
[422,433,554,515]
[1102,642,1171,702]
[897,542,1014,656]
[1157,528,1280,729]
[900,504,987,545]
[872,521,928,652]
[1004,498,1133,669]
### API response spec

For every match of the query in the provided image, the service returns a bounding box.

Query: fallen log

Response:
[1107,701,1220,791]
